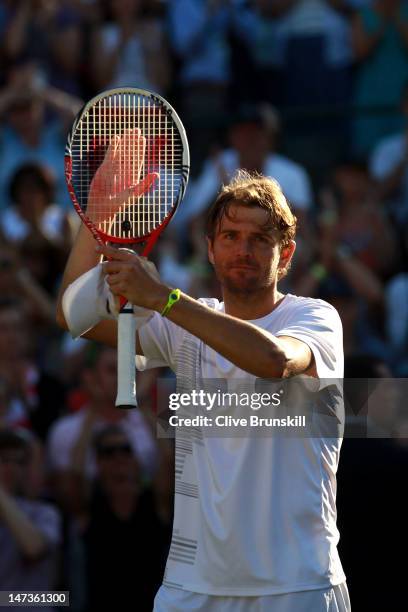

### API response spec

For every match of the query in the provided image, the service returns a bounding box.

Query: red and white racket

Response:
[65,88,189,409]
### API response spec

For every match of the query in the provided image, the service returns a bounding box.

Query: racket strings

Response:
[70,92,184,239]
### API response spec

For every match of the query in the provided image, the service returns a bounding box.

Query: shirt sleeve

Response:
[275,298,344,378]
[138,312,186,372]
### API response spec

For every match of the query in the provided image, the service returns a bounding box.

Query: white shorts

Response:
[153,582,351,612]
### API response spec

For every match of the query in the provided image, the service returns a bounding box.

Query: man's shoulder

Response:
[277,293,342,332]
[283,293,339,315]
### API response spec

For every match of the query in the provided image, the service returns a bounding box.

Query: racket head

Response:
[65,88,190,248]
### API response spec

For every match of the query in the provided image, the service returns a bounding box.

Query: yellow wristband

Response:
[161,289,181,317]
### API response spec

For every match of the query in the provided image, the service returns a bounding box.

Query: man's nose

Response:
[235,239,252,256]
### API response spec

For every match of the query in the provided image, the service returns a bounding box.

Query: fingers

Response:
[102,260,135,274]
[105,135,121,164]
[116,128,144,183]
[123,172,159,200]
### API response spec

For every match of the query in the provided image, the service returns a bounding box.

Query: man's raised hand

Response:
[87,128,159,227]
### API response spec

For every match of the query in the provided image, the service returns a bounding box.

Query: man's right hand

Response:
[87,127,159,227]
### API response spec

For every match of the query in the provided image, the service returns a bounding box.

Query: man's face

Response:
[207,203,294,295]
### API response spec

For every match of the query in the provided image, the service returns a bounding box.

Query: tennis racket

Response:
[65,88,189,409]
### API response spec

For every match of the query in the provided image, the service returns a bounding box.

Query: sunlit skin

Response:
[87,128,158,226]
[207,203,296,319]
[97,205,296,322]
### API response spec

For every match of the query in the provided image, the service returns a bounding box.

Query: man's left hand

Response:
[98,244,168,311]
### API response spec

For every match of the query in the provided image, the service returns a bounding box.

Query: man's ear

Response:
[206,236,215,265]
[279,240,296,269]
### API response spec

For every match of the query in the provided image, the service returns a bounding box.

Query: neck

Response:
[222,283,284,320]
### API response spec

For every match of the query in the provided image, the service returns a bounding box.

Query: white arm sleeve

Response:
[62,263,154,338]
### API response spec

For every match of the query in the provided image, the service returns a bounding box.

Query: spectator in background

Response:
[0,298,65,440]
[2,0,84,96]
[46,345,159,515]
[90,0,171,94]
[337,354,408,609]
[69,424,171,612]
[370,82,408,226]
[167,0,255,174]
[0,163,74,295]
[251,0,353,178]
[318,159,398,278]
[0,243,54,328]
[175,104,313,237]
[351,0,408,156]
[248,0,287,107]
[251,0,352,109]
[0,62,82,210]
[315,274,386,358]
[0,429,61,608]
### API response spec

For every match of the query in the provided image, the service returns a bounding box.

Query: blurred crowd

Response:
[0,0,407,610]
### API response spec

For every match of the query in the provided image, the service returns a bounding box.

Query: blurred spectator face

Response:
[11,164,54,220]
[333,165,370,203]
[0,437,30,495]
[6,97,43,136]
[95,431,139,486]
[229,122,270,159]
[84,347,118,406]
[16,180,47,219]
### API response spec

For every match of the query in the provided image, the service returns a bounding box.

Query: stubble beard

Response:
[216,266,275,297]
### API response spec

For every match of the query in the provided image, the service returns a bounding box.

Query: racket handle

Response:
[116,308,137,409]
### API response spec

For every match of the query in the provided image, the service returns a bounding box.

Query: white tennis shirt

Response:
[138,294,346,596]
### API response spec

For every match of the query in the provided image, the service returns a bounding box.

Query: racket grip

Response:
[116,308,137,409]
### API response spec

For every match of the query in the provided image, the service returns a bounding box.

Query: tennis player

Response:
[57,172,350,611]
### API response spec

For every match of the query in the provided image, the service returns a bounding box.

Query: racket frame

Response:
[64,87,190,408]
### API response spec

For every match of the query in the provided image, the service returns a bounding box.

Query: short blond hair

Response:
[206,170,297,247]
